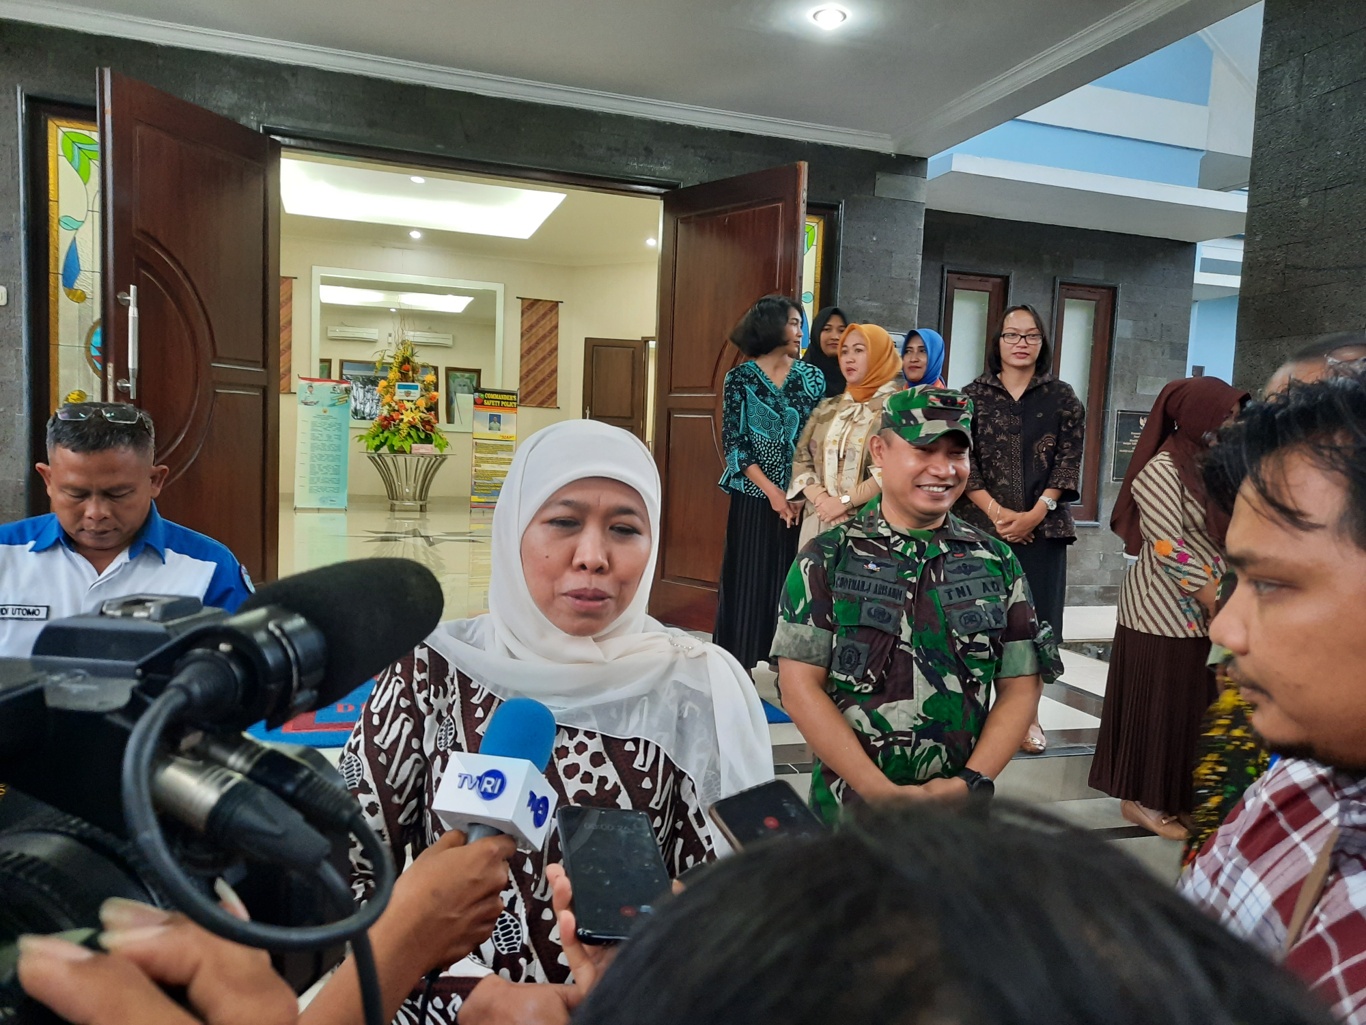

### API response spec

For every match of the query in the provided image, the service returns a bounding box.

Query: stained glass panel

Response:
[48,116,103,407]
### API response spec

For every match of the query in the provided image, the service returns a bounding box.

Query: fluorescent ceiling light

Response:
[282,157,566,239]
[320,284,475,314]
[810,4,849,29]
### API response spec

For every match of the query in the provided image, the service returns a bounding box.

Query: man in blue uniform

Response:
[0,402,253,656]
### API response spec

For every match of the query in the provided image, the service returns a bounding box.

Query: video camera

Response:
[0,558,444,1025]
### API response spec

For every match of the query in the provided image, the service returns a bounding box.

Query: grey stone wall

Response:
[920,210,1196,606]
[1236,0,1366,389]
[0,20,926,520]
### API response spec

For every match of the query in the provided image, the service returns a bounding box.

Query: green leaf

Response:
[60,133,99,184]
[58,215,84,231]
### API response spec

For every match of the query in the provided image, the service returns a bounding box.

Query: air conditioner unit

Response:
[404,331,454,347]
[326,326,380,342]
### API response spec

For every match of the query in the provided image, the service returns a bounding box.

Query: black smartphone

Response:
[708,779,825,850]
[556,805,673,945]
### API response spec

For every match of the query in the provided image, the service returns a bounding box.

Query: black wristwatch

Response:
[957,768,996,798]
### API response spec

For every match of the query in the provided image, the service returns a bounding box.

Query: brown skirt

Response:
[1088,623,1217,815]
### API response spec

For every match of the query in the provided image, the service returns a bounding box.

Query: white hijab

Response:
[429,419,773,840]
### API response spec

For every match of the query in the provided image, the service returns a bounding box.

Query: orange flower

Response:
[401,363,412,372]
[1153,539,1174,557]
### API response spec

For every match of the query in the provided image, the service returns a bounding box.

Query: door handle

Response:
[116,285,139,399]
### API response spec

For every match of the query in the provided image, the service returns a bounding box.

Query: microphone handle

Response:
[464,823,504,843]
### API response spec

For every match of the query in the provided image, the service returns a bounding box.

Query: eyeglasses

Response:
[1001,331,1043,346]
[54,402,152,430]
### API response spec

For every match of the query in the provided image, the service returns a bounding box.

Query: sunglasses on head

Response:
[54,402,152,429]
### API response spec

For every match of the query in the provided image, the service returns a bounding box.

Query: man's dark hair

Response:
[728,295,802,358]
[576,802,1329,1025]
[985,304,1053,376]
[1204,375,1366,550]
[46,406,156,458]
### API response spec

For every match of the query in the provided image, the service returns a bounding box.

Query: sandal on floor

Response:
[1019,721,1047,755]
[1121,800,1190,841]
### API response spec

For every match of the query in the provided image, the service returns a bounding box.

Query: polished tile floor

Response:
[283,497,1180,879]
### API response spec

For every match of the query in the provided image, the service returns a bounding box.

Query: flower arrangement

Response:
[357,338,449,453]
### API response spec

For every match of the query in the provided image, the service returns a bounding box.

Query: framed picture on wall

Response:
[444,367,481,430]
[317,358,332,379]
[339,360,382,422]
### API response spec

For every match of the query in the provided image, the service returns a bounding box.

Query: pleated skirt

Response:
[1088,623,1217,815]
[713,491,801,672]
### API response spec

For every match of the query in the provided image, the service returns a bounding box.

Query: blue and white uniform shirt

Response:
[0,503,253,657]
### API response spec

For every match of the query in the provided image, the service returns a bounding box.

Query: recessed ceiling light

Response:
[646,237,657,247]
[810,4,848,29]
[281,158,567,240]
[320,285,474,314]
[409,230,422,239]
[410,176,426,184]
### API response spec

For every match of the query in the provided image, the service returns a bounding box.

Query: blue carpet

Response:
[762,699,792,724]
[246,678,373,748]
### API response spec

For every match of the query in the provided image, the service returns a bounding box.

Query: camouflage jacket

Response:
[771,501,1062,824]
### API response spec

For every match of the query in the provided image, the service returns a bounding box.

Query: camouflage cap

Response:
[880,387,974,448]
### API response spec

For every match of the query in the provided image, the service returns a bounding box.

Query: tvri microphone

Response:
[433,697,559,850]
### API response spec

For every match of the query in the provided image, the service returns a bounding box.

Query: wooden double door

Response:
[89,68,808,612]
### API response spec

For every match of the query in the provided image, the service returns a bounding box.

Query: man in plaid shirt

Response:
[1181,375,1366,1024]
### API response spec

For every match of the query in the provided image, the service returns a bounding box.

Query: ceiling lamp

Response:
[281,157,566,240]
[810,4,848,29]
[646,237,657,247]
[320,285,474,314]
[410,176,426,184]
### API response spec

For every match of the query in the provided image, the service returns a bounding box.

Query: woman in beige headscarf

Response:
[788,323,904,546]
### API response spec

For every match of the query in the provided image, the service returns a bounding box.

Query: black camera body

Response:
[0,596,349,1022]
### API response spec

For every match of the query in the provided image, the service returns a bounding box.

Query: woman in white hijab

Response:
[338,419,773,1022]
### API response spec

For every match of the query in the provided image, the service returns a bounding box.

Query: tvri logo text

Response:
[454,770,550,826]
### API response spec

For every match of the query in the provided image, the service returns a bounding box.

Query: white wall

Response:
[279,233,658,501]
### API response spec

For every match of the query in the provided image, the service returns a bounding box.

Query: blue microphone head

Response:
[479,697,558,772]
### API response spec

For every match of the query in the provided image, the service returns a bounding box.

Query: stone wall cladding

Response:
[1236,0,1366,388]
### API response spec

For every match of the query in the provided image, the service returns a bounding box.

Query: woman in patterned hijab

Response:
[338,419,772,1021]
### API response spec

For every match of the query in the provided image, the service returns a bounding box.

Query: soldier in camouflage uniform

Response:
[772,387,1062,824]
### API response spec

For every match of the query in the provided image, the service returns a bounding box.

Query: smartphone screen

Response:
[708,779,825,850]
[556,806,673,944]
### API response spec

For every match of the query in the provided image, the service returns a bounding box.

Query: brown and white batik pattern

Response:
[341,642,712,1022]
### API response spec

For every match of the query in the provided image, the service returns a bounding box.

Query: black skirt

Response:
[713,491,801,672]
[1010,537,1068,639]
[1088,623,1217,815]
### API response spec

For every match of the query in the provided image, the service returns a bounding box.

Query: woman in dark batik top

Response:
[338,420,773,1024]
[957,305,1085,754]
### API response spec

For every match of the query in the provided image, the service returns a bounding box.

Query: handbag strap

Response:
[1284,825,1341,954]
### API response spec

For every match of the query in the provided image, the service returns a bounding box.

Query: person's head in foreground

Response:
[575,801,1331,1025]
[1203,374,1366,771]
[38,402,167,566]
[1264,332,1366,397]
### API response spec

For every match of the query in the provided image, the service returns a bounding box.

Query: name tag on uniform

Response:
[0,604,49,621]
[832,556,906,603]
[937,575,1004,605]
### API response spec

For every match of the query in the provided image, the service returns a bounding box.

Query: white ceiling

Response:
[7,0,1258,155]
[283,154,662,267]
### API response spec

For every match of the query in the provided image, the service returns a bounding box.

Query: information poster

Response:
[471,390,518,508]
[1111,409,1151,483]
[295,378,352,509]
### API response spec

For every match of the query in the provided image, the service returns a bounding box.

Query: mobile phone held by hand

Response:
[556,805,673,945]
[708,779,825,850]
